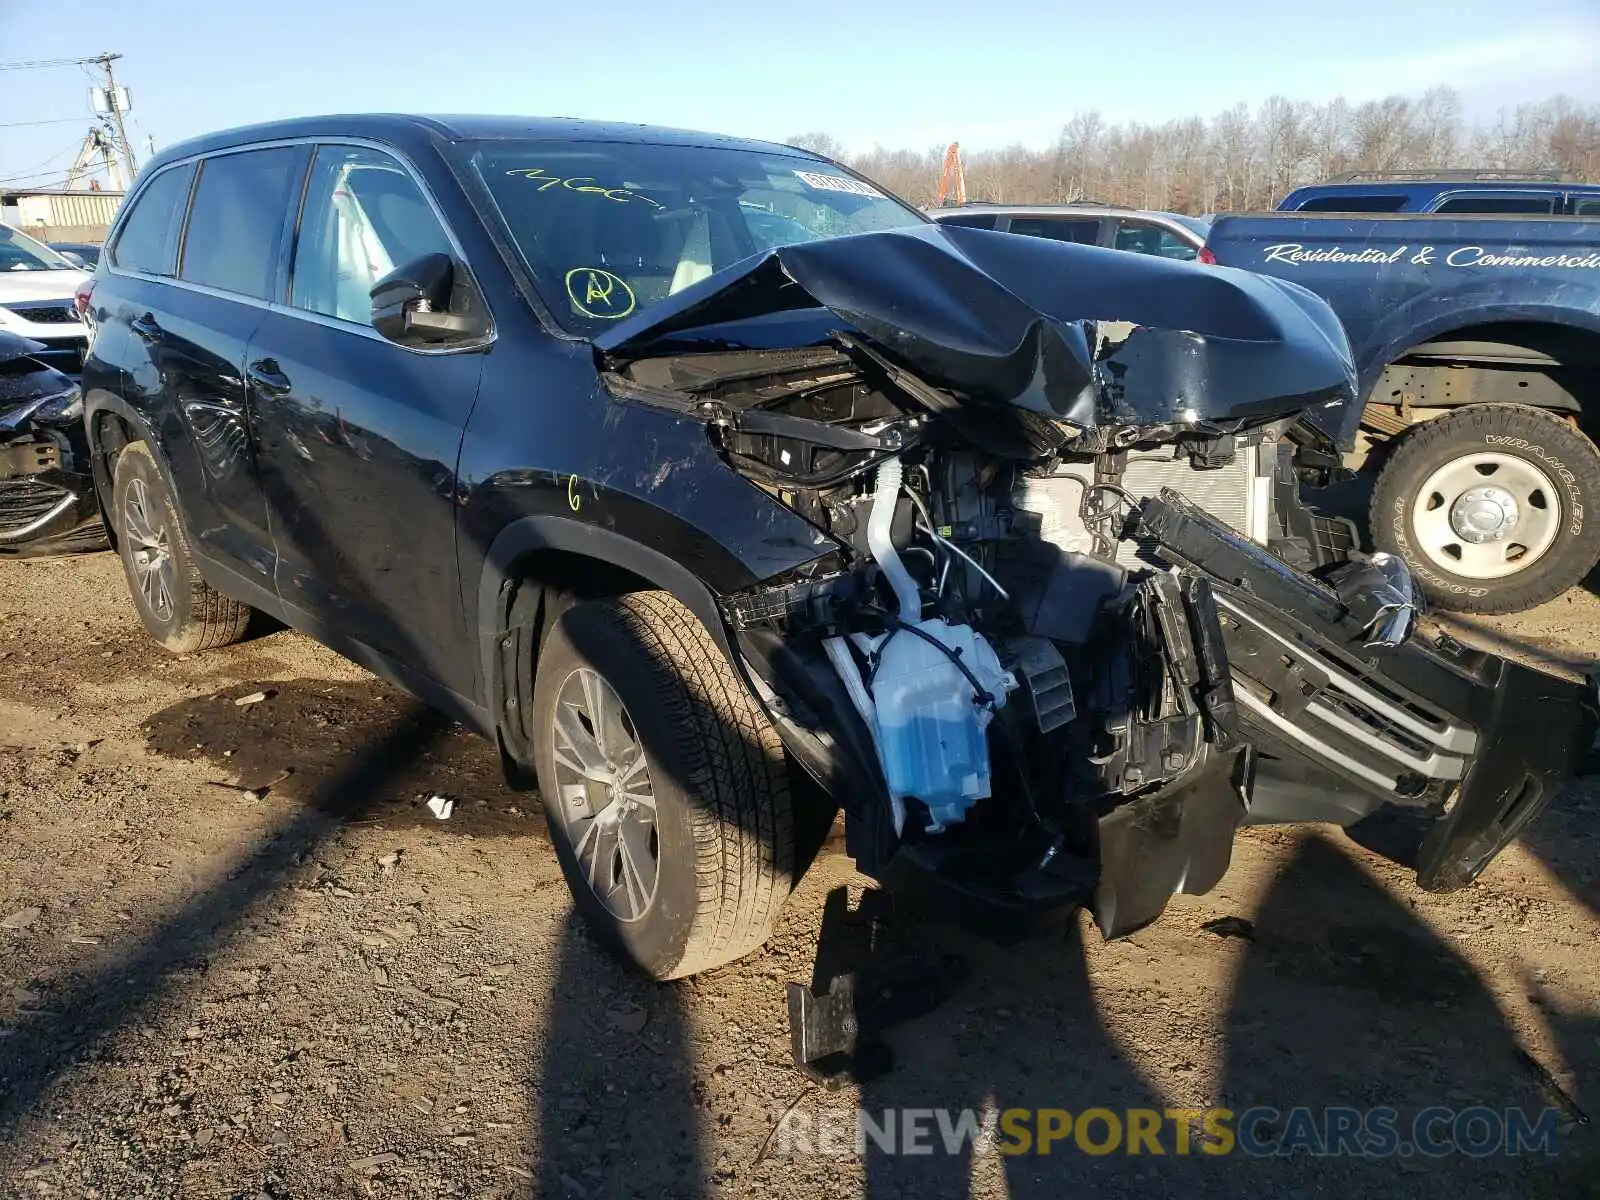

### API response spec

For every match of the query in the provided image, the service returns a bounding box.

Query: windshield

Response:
[460,140,925,335]
[0,224,78,272]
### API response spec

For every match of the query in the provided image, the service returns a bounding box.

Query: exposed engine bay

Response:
[598,224,1597,938]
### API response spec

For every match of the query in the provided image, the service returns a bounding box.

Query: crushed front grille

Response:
[0,477,69,533]
[10,305,82,326]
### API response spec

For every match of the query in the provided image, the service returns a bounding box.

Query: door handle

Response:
[129,312,162,342]
[247,357,292,396]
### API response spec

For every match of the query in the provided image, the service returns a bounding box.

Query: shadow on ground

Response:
[530,914,705,1198]
[794,834,1595,1198]
[2,667,1593,1197]
[0,690,457,1136]
[142,677,546,839]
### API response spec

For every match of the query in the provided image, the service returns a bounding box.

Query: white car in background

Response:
[928,202,1211,260]
[0,225,90,376]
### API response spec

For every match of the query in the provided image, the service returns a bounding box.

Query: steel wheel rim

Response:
[549,667,659,922]
[123,477,176,621]
[1409,451,1562,580]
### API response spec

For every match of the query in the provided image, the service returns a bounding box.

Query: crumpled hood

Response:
[0,329,50,365]
[0,329,77,430]
[595,223,1357,439]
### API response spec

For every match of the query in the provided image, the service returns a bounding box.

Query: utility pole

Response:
[89,51,136,187]
[65,127,124,191]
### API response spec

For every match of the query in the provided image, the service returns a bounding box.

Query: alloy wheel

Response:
[549,667,660,922]
[123,477,176,621]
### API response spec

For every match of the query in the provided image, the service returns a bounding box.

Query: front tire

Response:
[111,442,253,652]
[1370,405,1600,614]
[532,590,793,980]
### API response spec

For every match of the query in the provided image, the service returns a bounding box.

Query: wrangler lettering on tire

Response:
[1371,405,1600,614]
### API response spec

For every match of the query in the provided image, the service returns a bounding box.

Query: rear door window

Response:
[1112,221,1199,259]
[1431,193,1558,215]
[290,145,455,325]
[1296,195,1406,212]
[936,213,999,230]
[110,162,196,276]
[1004,217,1102,244]
[180,147,306,300]
[1577,198,1600,216]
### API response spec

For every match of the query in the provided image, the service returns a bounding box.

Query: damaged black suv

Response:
[80,116,1595,979]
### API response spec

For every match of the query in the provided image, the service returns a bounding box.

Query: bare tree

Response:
[816,90,1598,214]
[1211,103,1259,210]
[1414,87,1462,166]
[1057,111,1107,201]
[784,132,849,161]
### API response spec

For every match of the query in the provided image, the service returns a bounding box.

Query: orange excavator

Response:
[935,142,966,206]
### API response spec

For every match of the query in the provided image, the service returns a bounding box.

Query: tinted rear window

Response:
[936,213,999,229]
[1296,195,1407,212]
[1433,194,1557,214]
[1113,222,1199,259]
[1577,199,1600,216]
[180,147,305,299]
[1006,217,1100,243]
[111,163,195,275]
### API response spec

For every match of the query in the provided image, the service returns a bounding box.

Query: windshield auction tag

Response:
[565,267,636,319]
[792,170,884,198]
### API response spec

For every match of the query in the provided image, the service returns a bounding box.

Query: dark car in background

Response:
[0,330,104,556]
[49,242,104,269]
[76,115,1595,982]
[928,202,1209,259]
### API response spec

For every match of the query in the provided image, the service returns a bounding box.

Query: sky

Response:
[2,0,1597,187]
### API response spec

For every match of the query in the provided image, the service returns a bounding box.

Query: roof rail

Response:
[1322,168,1578,184]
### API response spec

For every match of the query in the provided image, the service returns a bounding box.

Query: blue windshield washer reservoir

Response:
[862,619,1014,830]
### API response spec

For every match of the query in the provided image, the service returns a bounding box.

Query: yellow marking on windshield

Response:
[564,267,637,320]
[506,167,663,208]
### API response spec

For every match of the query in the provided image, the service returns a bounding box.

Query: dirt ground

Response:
[0,550,1595,1199]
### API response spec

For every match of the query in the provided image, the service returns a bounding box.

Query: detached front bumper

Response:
[0,434,106,557]
[1139,489,1597,892]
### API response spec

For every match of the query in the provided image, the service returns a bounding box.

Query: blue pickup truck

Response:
[1204,207,1600,613]
[1278,170,1600,216]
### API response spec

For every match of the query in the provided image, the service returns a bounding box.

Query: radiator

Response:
[1015,439,1269,568]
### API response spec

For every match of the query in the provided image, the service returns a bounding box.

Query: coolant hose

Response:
[868,457,920,623]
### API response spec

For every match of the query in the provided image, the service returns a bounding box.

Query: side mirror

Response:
[370,252,480,346]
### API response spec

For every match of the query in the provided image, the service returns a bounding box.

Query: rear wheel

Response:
[1370,405,1600,614]
[532,590,793,980]
[111,442,253,652]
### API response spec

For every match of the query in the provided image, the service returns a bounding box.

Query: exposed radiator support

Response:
[1016,438,1267,568]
